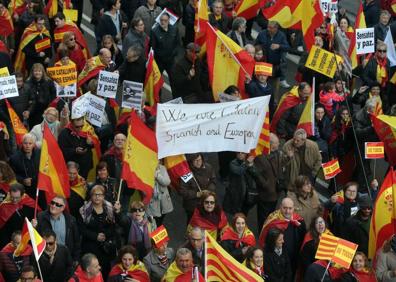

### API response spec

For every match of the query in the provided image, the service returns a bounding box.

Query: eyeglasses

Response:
[46,241,56,246]
[50,201,64,208]
[377,49,387,53]
[204,201,215,205]
[93,193,104,197]
[131,208,145,213]
[190,238,202,241]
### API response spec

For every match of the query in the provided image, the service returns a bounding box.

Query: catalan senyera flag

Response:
[5,99,28,146]
[206,23,255,101]
[348,2,366,69]
[164,154,191,185]
[296,78,315,136]
[371,114,396,166]
[122,111,158,204]
[368,168,396,259]
[234,0,260,20]
[14,218,46,259]
[250,110,270,157]
[332,239,358,269]
[0,6,14,37]
[315,233,339,260]
[144,49,163,107]
[205,231,263,281]
[37,123,70,202]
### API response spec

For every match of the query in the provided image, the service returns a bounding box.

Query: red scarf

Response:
[65,122,89,138]
[189,208,228,232]
[350,269,376,282]
[221,226,256,248]
[314,260,347,280]
[104,145,123,161]
[376,55,388,87]
[0,194,37,228]
[73,266,104,282]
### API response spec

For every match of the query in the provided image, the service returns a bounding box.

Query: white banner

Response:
[385,29,396,67]
[84,93,106,127]
[97,70,119,98]
[55,82,77,97]
[156,96,270,158]
[218,93,239,103]
[122,80,143,111]
[0,75,18,100]
[166,97,183,104]
[356,28,375,55]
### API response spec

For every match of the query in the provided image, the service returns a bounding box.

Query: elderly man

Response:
[162,248,204,281]
[259,197,306,275]
[181,227,205,274]
[102,133,127,179]
[283,129,322,188]
[69,253,103,282]
[67,162,87,219]
[35,195,80,262]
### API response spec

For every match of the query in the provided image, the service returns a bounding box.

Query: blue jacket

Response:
[255,30,289,65]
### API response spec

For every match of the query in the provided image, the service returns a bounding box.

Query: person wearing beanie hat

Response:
[343,194,372,256]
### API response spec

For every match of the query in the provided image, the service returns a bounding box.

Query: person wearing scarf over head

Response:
[187,191,228,241]
[244,247,265,279]
[339,252,376,282]
[108,245,150,282]
[220,213,256,262]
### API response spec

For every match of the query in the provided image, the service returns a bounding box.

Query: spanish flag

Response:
[144,49,163,107]
[14,218,46,260]
[162,261,204,281]
[77,56,105,88]
[44,0,58,18]
[0,6,13,37]
[108,262,150,282]
[82,121,101,183]
[348,2,366,69]
[164,154,191,186]
[5,99,27,146]
[296,81,314,136]
[206,23,255,101]
[37,123,70,202]
[250,110,270,156]
[8,0,26,16]
[371,115,396,166]
[368,168,396,259]
[54,22,91,59]
[205,231,263,281]
[121,111,158,204]
[234,0,260,20]
[270,86,300,132]
[194,0,209,47]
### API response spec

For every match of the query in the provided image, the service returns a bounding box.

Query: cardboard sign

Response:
[0,67,9,77]
[121,80,143,111]
[0,75,19,100]
[84,93,106,127]
[55,82,77,97]
[322,159,341,180]
[64,9,78,22]
[332,239,358,269]
[356,28,375,55]
[305,46,343,78]
[218,93,240,103]
[181,172,193,183]
[47,65,77,87]
[97,70,119,99]
[365,142,384,159]
[35,38,51,52]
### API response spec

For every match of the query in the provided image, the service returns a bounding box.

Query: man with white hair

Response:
[282,129,322,188]
[162,248,204,281]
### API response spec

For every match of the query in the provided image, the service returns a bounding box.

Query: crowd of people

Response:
[0,0,395,281]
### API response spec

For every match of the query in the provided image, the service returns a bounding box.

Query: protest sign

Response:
[71,94,89,119]
[47,65,77,87]
[97,70,119,98]
[0,75,18,100]
[329,0,338,14]
[165,97,183,104]
[322,159,341,180]
[154,8,179,28]
[332,239,358,269]
[356,28,375,55]
[305,46,343,78]
[156,96,270,159]
[365,142,384,159]
[64,9,78,22]
[0,67,9,77]
[55,82,77,98]
[84,93,106,127]
[320,0,330,14]
[121,80,143,111]
[218,93,239,103]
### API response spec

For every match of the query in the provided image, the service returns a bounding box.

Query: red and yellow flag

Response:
[250,110,270,156]
[296,84,314,136]
[332,239,358,269]
[43,0,58,18]
[54,22,91,59]
[164,154,191,186]
[322,159,342,180]
[37,123,70,201]
[5,99,27,146]
[121,111,158,204]
[371,114,396,166]
[234,0,260,20]
[348,2,366,69]
[8,0,26,16]
[144,49,163,107]
[194,0,209,47]
[205,231,263,281]
[315,233,339,260]
[0,7,14,37]
[14,218,46,259]
[369,168,396,259]
[162,261,204,281]
[77,56,105,88]
[270,86,300,132]
[206,23,255,101]
[82,121,101,183]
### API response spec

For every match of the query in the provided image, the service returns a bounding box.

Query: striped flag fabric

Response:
[250,111,270,156]
[121,111,158,204]
[206,23,255,101]
[234,0,260,20]
[205,231,263,281]
[164,154,192,185]
[144,49,163,107]
[348,2,366,69]
[315,233,339,260]
[270,86,300,132]
[37,123,70,202]
[14,218,46,259]
[82,121,101,182]
[296,79,315,136]
[194,0,209,47]
[5,99,27,146]
[332,239,358,269]
[371,115,396,166]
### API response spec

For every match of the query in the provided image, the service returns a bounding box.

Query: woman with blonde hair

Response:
[58,31,87,73]
[340,252,376,281]
[101,35,123,67]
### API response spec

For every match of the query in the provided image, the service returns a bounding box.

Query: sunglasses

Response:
[131,208,145,213]
[46,241,55,246]
[377,49,387,53]
[204,201,215,205]
[50,201,64,208]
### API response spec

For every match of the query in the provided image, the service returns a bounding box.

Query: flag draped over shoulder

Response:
[371,115,396,166]
[234,0,260,20]
[270,86,300,132]
[348,2,366,69]
[205,231,263,281]
[81,121,101,182]
[38,123,70,202]
[162,261,205,281]
[5,99,27,146]
[368,168,396,259]
[144,49,163,107]
[250,111,270,156]
[109,262,150,282]
[0,7,14,37]
[206,23,255,101]
[296,84,314,136]
[54,22,91,59]
[77,56,105,88]
[0,194,36,229]
[121,111,158,204]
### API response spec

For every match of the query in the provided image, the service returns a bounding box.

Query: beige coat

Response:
[287,190,321,227]
[376,246,396,282]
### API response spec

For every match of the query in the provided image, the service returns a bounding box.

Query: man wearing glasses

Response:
[33,195,81,264]
[362,42,389,91]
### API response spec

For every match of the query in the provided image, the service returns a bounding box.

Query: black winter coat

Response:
[263,249,292,282]
[150,24,180,66]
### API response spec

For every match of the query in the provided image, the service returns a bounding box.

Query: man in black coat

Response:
[35,195,81,262]
[364,0,380,28]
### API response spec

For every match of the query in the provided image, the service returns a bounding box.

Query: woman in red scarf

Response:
[108,245,150,282]
[339,252,376,282]
[187,191,227,240]
[245,247,265,279]
[220,213,256,262]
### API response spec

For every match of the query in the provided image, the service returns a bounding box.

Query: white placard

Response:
[71,94,89,119]
[329,0,338,14]
[55,82,77,97]
[356,28,375,55]
[320,0,330,14]
[121,80,143,111]
[156,96,270,159]
[218,93,239,103]
[181,172,193,183]
[165,97,184,104]
[84,93,106,127]
[154,8,179,28]
[0,75,18,100]
[97,70,119,98]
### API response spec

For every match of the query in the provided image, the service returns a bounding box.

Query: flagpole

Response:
[36,257,44,282]
[204,231,207,282]
[207,23,251,77]
[116,179,123,202]
[34,188,39,219]
[320,260,331,282]
[192,176,202,192]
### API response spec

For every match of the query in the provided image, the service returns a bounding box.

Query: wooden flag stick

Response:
[117,179,123,202]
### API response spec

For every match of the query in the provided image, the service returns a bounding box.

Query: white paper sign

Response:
[166,97,184,104]
[71,94,89,119]
[218,93,239,103]
[84,93,106,127]
[156,96,270,159]
[329,0,338,14]
[181,172,193,183]
[154,8,179,28]
[320,0,330,14]
[0,75,18,100]
[356,28,375,55]
[121,80,143,111]
[97,70,119,98]
[55,82,77,97]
